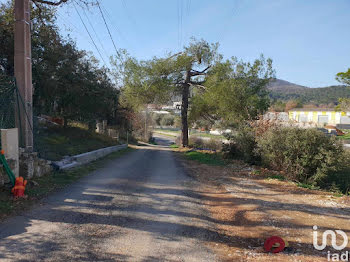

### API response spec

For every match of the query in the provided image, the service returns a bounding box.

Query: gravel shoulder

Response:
[177,155,350,262]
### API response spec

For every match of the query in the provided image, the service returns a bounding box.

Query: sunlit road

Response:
[0,136,218,261]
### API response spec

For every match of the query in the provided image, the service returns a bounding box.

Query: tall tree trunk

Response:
[181,83,189,147]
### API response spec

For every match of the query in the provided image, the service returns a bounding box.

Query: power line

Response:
[177,0,185,48]
[120,0,137,27]
[217,0,240,44]
[180,0,183,48]
[73,3,107,66]
[96,1,123,61]
[56,12,93,43]
[99,2,134,52]
[177,0,180,49]
[187,0,191,14]
[100,4,126,43]
[81,7,111,63]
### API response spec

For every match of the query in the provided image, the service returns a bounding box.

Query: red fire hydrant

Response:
[12,177,27,198]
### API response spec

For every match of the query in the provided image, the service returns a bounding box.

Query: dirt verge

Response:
[176,152,350,262]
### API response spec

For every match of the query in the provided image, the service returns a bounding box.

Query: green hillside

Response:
[268,79,350,104]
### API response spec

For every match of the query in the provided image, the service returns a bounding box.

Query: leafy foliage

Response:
[0,1,120,126]
[190,55,274,127]
[336,68,350,86]
[160,114,175,126]
[119,38,220,146]
[334,67,350,111]
[256,127,345,185]
[223,124,259,163]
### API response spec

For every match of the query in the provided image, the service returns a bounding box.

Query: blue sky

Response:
[25,1,350,87]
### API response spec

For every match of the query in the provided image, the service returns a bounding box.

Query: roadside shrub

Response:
[152,113,163,126]
[174,116,182,128]
[160,114,175,126]
[188,137,222,151]
[223,125,260,163]
[256,127,345,185]
[205,138,223,151]
[188,136,204,149]
[175,135,181,146]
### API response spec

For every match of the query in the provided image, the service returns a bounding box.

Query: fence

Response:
[0,75,16,145]
[0,74,33,148]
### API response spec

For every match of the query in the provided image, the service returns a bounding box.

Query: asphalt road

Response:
[0,136,218,262]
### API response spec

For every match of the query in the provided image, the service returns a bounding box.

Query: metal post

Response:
[144,106,148,141]
[14,0,33,152]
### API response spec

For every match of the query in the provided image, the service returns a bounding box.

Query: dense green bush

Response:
[160,114,175,126]
[256,127,345,185]
[152,113,163,126]
[188,136,203,149]
[223,125,260,163]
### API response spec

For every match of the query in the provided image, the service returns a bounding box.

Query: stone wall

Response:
[1,153,52,186]
[19,149,53,179]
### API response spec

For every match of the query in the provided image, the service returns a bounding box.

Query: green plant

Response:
[322,167,350,195]
[204,138,223,151]
[188,136,204,149]
[256,127,345,185]
[160,114,175,126]
[152,113,163,126]
[188,137,222,151]
[297,182,320,190]
[184,151,225,166]
[267,175,286,181]
[223,125,260,163]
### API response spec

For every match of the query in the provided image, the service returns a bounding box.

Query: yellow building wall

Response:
[288,110,348,125]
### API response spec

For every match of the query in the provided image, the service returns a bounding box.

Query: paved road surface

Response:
[0,136,218,262]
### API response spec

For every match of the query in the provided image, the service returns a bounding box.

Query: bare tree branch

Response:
[189,82,206,90]
[190,65,211,76]
[166,52,182,60]
[32,0,45,21]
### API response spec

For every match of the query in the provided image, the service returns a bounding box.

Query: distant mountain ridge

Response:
[268,79,350,104]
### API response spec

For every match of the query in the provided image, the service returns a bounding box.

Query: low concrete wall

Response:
[53,144,127,170]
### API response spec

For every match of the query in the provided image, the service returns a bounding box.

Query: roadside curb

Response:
[52,144,128,170]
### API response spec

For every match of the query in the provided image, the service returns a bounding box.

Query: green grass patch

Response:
[336,132,350,140]
[296,182,320,190]
[323,168,350,195]
[184,151,226,166]
[170,144,179,148]
[35,125,120,161]
[0,147,134,219]
[267,175,286,181]
[333,193,344,197]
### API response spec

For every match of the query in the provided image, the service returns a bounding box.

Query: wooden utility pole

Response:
[180,70,191,147]
[14,0,33,152]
